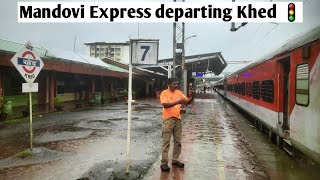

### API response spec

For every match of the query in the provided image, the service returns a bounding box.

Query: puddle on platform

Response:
[34,131,93,143]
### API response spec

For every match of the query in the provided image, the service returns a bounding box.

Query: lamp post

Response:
[230,0,248,32]
[182,34,196,95]
[230,22,248,32]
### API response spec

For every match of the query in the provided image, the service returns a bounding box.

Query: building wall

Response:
[121,45,130,64]
[60,93,78,101]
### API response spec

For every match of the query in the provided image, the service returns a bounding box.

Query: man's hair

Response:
[167,77,179,85]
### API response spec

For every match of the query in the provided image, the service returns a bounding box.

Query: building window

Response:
[252,81,260,99]
[296,63,309,106]
[57,81,64,95]
[261,80,274,103]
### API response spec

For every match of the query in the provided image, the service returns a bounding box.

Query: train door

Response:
[223,79,227,97]
[282,60,290,131]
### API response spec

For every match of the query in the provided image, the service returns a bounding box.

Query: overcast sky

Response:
[0,0,319,74]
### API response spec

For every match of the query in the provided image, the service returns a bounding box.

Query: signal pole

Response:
[173,0,186,94]
[173,21,176,77]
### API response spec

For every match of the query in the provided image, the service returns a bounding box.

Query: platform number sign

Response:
[10,41,44,84]
[131,39,159,65]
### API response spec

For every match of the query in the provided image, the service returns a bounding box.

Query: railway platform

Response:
[0,94,319,179]
[143,93,320,180]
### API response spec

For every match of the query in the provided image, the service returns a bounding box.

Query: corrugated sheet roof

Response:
[0,39,56,58]
[107,63,129,73]
[79,54,109,68]
[0,39,129,73]
[45,47,110,68]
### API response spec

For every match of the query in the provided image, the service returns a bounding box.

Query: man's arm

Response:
[186,91,195,105]
[186,96,194,105]
[162,99,186,108]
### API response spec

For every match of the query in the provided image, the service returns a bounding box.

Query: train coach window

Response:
[235,84,238,93]
[252,81,260,99]
[246,83,249,95]
[241,83,245,95]
[246,83,252,97]
[296,63,309,106]
[237,83,241,94]
[261,80,274,103]
[248,83,252,97]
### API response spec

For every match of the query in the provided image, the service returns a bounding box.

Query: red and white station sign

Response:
[10,41,44,83]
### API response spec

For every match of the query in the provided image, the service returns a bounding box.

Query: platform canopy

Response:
[136,52,227,76]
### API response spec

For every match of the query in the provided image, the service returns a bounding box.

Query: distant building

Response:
[85,42,130,64]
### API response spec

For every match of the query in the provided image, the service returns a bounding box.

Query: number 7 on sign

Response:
[140,46,150,62]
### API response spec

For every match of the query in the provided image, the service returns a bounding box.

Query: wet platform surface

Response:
[143,93,320,180]
[144,95,269,180]
[1,94,319,179]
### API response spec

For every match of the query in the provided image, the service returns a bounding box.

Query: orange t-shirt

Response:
[160,89,187,120]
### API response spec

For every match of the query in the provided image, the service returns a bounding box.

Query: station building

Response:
[0,39,166,118]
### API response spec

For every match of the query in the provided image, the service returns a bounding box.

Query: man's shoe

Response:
[172,161,184,167]
[160,164,170,171]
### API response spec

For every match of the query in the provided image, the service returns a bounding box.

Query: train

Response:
[214,26,320,163]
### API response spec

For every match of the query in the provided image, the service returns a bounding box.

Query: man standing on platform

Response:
[159,77,193,172]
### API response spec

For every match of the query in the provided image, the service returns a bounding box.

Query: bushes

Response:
[0,97,13,114]
[54,96,64,111]
[0,97,13,121]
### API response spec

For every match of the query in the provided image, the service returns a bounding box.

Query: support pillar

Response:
[46,75,49,104]
[49,72,55,111]
[101,76,105,97]
[38,74,46,105]
[91,78,95,100]
[110,81,114,97]
[0,72,3,96]
[146,82,149,97]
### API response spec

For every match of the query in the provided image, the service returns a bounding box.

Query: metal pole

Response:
[168,65,172,78]
[126,43,133,174]
[173,22,176,78]
[183,70,187,95]
[231,0,235,32]
[29,91,33,150]
[182,22,186,95]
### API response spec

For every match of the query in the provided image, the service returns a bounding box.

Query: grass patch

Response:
[3,114,45,126]
[16,149,33,159]
[3,117,29,125]
[4,94,38,107]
